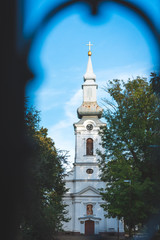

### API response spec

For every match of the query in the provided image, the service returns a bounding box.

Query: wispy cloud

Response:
[65,89,82,119]
[50,89,82,130]
[96,62,153,84]
[48,89,82,164]
[35,87,65,111]
[35,87,64,98]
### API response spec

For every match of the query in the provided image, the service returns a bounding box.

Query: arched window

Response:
[86,204,93,215]
[86,138,93,155]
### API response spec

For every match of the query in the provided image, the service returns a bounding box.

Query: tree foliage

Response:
[98,77,160,234]
[19,103,69,240]
[150,72,160,96]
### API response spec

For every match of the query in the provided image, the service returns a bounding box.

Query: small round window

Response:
[86,169,93,174]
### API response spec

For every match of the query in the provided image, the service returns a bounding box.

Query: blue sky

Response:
[25,0,160,166]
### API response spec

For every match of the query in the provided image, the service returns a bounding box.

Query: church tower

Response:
[74,42,106,173]
[63,43,124,236]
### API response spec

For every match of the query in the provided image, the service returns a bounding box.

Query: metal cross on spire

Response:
[86,41,93,51]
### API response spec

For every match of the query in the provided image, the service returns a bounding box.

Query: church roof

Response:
[71,186,100,197]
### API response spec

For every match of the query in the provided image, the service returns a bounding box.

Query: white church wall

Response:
[76,134,84,160]
[75,166,99,179]
[95,221,100,234]
[107,217,119,232]
[97,203,107,232]
[72,181,103,193]
[74,201,81,231]
[63,193,124,234]
[82,156,97,163]
[80,221,85,234]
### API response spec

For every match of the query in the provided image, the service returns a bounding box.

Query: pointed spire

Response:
[83,42,96,81]
[77,42,103,119]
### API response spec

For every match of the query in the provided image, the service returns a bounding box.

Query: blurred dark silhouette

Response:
[1,1,33,240]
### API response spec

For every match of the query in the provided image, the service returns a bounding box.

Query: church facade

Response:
[63,45,124,235]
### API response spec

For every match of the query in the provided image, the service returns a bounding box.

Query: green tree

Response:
[98,77,160,235]
[150,72,160,96]
[19,104,69,240]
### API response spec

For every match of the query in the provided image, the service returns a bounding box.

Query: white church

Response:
[63,43,124,236]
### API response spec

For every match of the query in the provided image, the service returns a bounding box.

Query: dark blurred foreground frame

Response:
[1,0,160,239]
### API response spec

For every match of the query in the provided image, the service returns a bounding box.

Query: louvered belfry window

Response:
[86,138,93,155]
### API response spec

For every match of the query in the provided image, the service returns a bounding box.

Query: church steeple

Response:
[77,42,103,119]
[83,42,96,81]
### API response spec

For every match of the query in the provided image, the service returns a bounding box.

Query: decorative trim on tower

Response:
[77,102,103,119]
